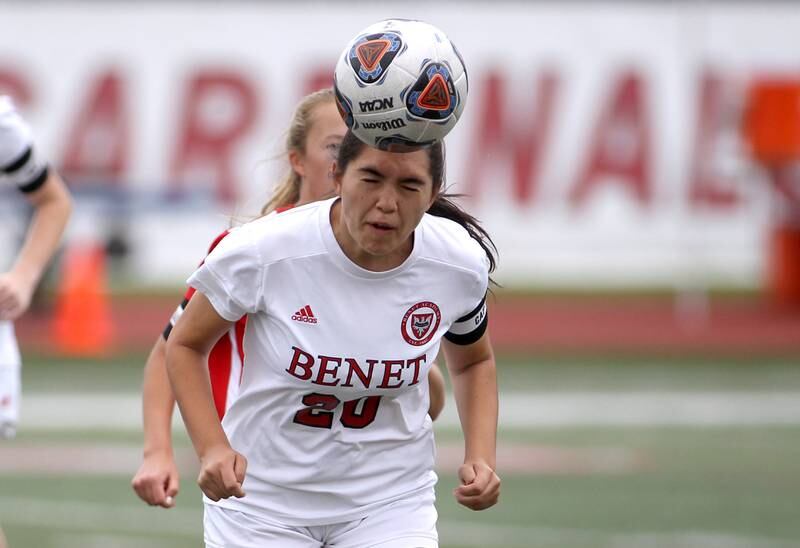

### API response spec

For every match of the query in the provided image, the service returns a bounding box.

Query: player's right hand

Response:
[0,272,34,321]
[454,460,501,511]
[197,444,247,501]
[131,450,180,508]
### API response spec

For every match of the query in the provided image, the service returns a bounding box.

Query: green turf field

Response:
[2,354,800,548]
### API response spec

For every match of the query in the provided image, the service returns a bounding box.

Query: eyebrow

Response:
[357,165,427,185]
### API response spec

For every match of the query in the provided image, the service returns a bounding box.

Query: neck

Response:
[330,200,412,272]
[296,183,313,206]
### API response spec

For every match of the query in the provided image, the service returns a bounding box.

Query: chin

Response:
[363,237,400,257]
[364,243,392,257]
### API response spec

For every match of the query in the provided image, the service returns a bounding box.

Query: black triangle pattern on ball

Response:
[348,32,403,85]
[406,62,457,120]
[417,73,451,110]
[356,40,391,72]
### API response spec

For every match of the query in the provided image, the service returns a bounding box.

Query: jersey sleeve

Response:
[186,225,264,322]
[162,292,194,341]
[162,232,229,340]
[444,253,490,346]
[0,98,49,193]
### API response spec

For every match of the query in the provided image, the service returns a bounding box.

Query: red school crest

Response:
[401,301,441,346]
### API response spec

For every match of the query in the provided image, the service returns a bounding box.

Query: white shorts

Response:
[203,489,438,548]
[0,320,21,439]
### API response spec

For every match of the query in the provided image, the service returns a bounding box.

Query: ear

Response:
[426,185,439,210]
[289,150,305,179]
[331,162,343,195]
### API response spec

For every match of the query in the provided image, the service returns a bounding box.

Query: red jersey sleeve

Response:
[162,230,230,340]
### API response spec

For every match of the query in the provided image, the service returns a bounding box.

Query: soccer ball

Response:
[333,19,468,150]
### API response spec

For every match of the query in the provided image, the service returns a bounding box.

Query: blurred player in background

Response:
[0,95,72,547]
[132,89,447,509]
[167,130,500,547]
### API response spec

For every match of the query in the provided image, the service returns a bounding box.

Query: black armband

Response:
[444,295,488,345]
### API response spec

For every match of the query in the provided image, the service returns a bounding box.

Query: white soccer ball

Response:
[333,19,468,150]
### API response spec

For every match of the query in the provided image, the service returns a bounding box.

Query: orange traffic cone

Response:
[768,222,800,309]
[53,243,114,356]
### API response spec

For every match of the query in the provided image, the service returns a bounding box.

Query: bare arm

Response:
[132,335,180,507]
[166,292,246,501]
[0,171,72,320]
[442,332,500,510]
[143,336,175,455]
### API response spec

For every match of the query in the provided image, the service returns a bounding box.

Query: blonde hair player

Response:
[0,96,72,548]
[167,129,500,547]
[131,89,447,509]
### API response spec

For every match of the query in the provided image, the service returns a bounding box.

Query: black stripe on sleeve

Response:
[17,165,49,194]
[161,298,190,341]
[1,145,32,173]
[444,310,488,346]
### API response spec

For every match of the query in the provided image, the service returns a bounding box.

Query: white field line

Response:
[0,497,796,548]
[19,391,800,430]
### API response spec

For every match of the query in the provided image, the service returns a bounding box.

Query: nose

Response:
[375,184,399,213]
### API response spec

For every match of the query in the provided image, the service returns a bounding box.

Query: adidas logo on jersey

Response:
[291,305,318,324]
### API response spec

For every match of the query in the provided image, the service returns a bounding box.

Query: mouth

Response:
[367,221,395,232]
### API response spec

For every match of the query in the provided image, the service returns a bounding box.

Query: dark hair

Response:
[334,130,497,274]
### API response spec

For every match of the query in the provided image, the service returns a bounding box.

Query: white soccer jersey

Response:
[0,96,49,193]
[1,96,48,437]
[163,230,247,420]
[188,197,489,526]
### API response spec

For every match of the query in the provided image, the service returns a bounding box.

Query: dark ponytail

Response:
[427,193,497,274]
[335,130,498,274]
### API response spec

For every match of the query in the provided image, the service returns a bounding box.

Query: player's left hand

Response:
[131,450,180,508]
[197,444,247,502]
[0,272,34,321]
[453,460,500,511]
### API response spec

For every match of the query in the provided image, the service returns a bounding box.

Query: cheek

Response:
[406,195,432,221]
[307,152,328,173]
[410,209,427,231]
[341,200,365,238]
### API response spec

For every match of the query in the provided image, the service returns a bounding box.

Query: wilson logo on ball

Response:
[362,118,406,131]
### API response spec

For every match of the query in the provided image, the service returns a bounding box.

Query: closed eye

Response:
[358,167,383,184]
[400,179,425,192]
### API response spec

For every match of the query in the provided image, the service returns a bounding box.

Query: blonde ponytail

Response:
[260,88,335,216]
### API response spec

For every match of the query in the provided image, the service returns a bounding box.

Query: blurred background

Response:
[1,1,800,547]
